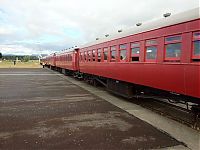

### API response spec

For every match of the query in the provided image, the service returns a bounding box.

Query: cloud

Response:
[0,0,199,55]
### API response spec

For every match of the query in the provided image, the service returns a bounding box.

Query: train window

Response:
[88,51,91,62]
[120,44,127,61]
[81,53,84,62]
[146,39,157,46]
[165,36,181,42]
[132,48,140,55]
[111,50,116,60]
[104,51,108,60]
[84,52,87,61]
[192,32,200,60]
[103,48,108,61]
[120,50,127,60]
[111,46,116,61]
[131,43,140,48]
[165,35,182,61]
[146,46,157,60]
[165,43,181,58]
[120,44,127,49]
[193,40,200,56]
[97,49,101,62]
[111,46,116,51]
[193,32,200,39]
[79,54,81,61]
[92,50,96,61]
[131,42,140,62]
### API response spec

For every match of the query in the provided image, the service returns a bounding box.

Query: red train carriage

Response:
[49,53,56,67]
[78,8,200,104]
[55,48,79,75]
[43,53,56,67]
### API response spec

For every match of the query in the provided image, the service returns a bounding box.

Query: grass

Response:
[0,60,42,68]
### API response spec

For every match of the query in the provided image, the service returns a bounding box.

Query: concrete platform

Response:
[62,71,200,150]
[0,68,187,149]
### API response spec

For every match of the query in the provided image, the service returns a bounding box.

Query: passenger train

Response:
[41,8,200,108]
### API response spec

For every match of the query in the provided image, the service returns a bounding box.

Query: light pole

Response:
[36,42,41,63]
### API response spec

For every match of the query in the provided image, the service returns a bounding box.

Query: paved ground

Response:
[0,68,184,150]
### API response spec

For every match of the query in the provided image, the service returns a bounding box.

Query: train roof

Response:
[55,47,79,56]
[80,7,200,49]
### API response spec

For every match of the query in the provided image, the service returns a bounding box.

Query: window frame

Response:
[110,46,116,62]
[131,42,140,62]
[84,51,87,62]
[80,52,83,62]
[164,35,182,61]
[88,50,92,62]
[103,47,108,61]
[97,48,101,62]
[145,39,158,62]
[192,31,200,59]
[92,49,96,62]
[119,44,127,62]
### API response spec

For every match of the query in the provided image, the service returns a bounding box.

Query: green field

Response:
[0,60,41,68]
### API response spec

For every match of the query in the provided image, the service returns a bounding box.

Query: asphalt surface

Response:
[0,68,183,150]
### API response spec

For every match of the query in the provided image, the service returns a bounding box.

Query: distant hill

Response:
[2,53,48,60]
[2,55,39,61]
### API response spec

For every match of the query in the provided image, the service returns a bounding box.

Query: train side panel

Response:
[79,19,200,100]
[55,50,79,71]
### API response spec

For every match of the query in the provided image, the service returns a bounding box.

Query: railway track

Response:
[81,77,200,131]
[129,98,200,131]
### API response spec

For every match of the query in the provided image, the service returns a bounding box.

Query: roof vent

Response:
[96,38,99,40]
[105,34,109,37]
[118,29,122,33]
[136,23,142,26]
[163,13,171,18]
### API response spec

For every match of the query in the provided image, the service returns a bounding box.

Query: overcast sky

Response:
[0,0,199,55]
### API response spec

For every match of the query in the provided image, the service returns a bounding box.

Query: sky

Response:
[0,0,199,55]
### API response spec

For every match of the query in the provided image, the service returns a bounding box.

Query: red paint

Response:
[79,19,200,99]
[43,18,200,100]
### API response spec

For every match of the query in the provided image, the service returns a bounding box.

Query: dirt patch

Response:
[0,111,133,139]
[122,136,156,145]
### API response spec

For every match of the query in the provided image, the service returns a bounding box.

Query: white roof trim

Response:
[55,47,79,56]
[80,7,200,49]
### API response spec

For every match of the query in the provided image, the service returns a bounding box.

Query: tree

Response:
[23,55,30,62]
